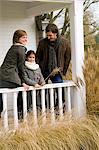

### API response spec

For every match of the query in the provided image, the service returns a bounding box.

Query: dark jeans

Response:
[17,90,32,116]
[0,80,20,115]
[51,73,63,83]
[51,74,64,109]
[44,73,64,110]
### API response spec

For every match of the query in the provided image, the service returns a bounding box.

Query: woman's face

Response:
[18,35,28,45]
[27,53,35,63]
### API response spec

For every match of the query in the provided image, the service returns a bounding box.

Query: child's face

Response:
[27,53,35,63]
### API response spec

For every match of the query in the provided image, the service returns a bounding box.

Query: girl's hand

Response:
[22,83,29,91]
[41,82,46,86]
[34,84,41,88]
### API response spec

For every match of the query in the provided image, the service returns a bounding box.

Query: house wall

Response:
[0,1,36,66]
[0,1,37,113]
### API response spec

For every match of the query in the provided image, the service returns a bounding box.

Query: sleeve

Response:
[17,46,26,84]
[63,40,71,75]
[24,71,37,86]
[38,68,45,84]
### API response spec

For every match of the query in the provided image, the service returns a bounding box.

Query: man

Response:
[36,23,71,83]
[36,23,71,109]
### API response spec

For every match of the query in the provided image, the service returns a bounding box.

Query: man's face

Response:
[46,31,57,41]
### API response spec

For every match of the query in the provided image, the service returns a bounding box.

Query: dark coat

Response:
[36,36,71,78]
[0,44,26,86]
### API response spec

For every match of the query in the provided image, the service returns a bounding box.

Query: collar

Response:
[14,43,27,52]
[25,61,39,70]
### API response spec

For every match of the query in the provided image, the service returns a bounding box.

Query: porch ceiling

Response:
[26,1,70,16]
[2,0,72,16]
[4,0,73,3]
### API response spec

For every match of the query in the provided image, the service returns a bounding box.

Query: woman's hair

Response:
[45,23,59,37]
[26,50,36,60]
[13,29,27,44]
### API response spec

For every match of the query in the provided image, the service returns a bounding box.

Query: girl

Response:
[25,50,45,87]
[25,50,45,111]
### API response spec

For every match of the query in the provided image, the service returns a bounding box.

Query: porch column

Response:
[69,0,86,117]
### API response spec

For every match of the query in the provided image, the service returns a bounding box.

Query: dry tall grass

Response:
[0,49,99,150]
[84,49,99,116]
[0,115,99,150]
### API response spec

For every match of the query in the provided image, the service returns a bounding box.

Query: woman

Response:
[0,29,29,117]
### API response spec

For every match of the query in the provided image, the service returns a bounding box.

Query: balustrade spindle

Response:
[50,88,55,124]
[3,93,8,130]
[41,89,46,125]
[13,92,18,128]
[32,90,37,126]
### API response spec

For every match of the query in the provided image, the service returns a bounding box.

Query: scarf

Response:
[48,38,60,73]
[25,61,39,70]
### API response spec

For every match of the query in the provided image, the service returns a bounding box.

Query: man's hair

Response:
[13,29,27,44]
[45,23,59,36]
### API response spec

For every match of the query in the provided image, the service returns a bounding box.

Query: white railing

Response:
[0,80,76,130]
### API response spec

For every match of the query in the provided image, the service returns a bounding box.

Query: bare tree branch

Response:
[49,9,64,23]
[84,0,99,12]
[61,8,69,35]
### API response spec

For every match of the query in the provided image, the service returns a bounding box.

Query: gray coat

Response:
[0,44,26,86]
[25,62,45,86]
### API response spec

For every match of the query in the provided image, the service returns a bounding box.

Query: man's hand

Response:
[51,67,60,76]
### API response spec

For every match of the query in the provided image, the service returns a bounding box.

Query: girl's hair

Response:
[26,50,36,60]
[13,29,27,44]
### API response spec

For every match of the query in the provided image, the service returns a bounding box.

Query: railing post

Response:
[65,87,71,112]
[41,89,46,125]
[13,92,18,128]
[50,88,55,125]
[32,90,38,126]
[58,87,63,120]
[3,93,8,130]
[22,91,27,121]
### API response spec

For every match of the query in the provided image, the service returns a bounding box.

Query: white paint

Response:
[69,0,86,117]
[13,92,18,129]
[2,93,8,130]
[0,1,36,66]
[58,87,63,120]
[50,88,55,124]
[32,90,38,126]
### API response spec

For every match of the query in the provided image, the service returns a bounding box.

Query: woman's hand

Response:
[22,83,29,91]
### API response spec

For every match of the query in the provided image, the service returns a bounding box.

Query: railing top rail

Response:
[0,80,76,93]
